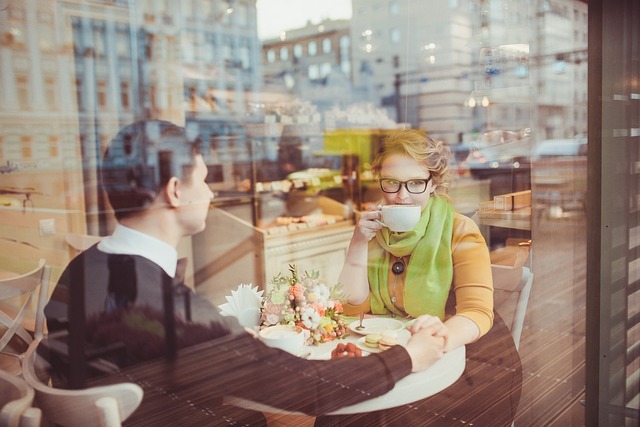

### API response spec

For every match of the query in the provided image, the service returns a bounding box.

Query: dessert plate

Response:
[355,329,411,353]
[348,317,405,335]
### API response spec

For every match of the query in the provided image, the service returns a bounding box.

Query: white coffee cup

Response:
[259,325,305,355]
[380,204,421,232]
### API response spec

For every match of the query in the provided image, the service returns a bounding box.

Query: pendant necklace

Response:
[390,257,406,317]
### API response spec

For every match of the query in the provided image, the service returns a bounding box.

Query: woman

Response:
[339,129,494,351]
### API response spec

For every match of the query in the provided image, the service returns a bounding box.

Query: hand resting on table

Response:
[403,324,446,372]
[406,315,448,339]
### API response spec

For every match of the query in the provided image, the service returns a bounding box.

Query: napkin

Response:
[218,283,264,329]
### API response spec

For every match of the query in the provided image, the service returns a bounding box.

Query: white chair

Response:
[492,264,534,350]
[0,369,42,427]
[21,339,144,427]
[0,259,51,374]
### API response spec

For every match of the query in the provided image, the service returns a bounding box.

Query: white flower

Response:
[301,306,321,330]
[308,283,330,305]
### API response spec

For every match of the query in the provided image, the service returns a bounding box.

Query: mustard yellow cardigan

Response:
[344,212,494,338]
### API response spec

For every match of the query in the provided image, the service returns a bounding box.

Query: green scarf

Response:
[368,197,454,319]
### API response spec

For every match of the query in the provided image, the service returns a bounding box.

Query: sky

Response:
[256,0,352,40]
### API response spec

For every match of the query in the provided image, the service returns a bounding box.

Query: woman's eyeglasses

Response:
[379,177,432,194]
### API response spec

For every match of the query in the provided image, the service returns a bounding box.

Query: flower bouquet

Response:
[261,265,348,345]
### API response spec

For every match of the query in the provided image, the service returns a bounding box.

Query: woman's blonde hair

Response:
[370,129,452,199]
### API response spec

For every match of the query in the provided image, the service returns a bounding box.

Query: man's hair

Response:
[101,120,201,220]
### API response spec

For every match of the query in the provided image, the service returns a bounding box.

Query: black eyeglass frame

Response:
[379,176,432,194]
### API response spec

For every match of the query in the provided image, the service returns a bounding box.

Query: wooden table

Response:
[226,317,466,416]
[90,313,522,427]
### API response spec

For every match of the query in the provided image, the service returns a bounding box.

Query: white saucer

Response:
[348,317,405,335]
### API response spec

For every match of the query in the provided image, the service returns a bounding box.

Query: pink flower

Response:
[264,301,282,314]
[334,301,344,313]
[313,304,325,317]
[289,283,306,301]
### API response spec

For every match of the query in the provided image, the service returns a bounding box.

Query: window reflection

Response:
[0,0,592,424]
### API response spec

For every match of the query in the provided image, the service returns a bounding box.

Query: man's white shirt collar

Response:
[97,224,178,278]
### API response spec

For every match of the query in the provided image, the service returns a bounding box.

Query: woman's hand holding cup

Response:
[354,208,384,241]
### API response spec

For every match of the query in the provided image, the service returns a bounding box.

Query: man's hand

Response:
[403,327,445,372]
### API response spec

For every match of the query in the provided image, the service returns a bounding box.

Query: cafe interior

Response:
[0,0,637,425]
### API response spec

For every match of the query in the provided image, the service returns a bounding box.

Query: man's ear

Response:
[165,177,181,208]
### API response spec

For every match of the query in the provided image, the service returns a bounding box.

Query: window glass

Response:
[322,38,331,53]
[390,28,401,44]
[389,1,399,15]
[308,40,317,56]
[0,3,594,426]
[308,63,320,79]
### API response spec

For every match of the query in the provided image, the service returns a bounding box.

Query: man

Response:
[43,120,445,424]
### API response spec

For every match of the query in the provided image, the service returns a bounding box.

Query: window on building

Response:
[121,82,130,109]
[339,35,351,75]
[280,46,289,61]
[308,41,317,56]
[322,38,331,54]
[240,46,250,69]
[182,32,195,62]
[202,39,214,62]
[97,80,107,108]
[340,61,351,76]
[390,28,401,44]
[45,77,57,109]
[308,64,320,79]
[93,27,106,57]
[17,75,28,110]
[74,78,83,111]
[390,0,399,15]
[222,44,234,68]
[21,136,32,159]
[145,33,154,60]
[49,136,59,157]
[320,62,332,77]
[117,31,130,57]
[267,49,276,63]
[293,44,303,58]
[149,83,157,111]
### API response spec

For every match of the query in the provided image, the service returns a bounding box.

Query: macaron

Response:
[378,330,399,351]
[364,333,382,348]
